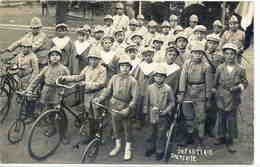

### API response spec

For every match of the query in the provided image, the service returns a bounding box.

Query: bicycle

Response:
[7,91,40,144]
[0,53,22,123]
[27,78,87,161]
[81,102,116,163]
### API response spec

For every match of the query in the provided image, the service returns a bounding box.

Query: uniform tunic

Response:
[16,52,39,90]
[27,64,70,105]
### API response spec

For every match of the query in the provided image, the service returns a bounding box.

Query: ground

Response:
[0,4,254,164]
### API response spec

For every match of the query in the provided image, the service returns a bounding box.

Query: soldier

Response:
[178,43,213,146]
[103,15,114,37]
[50,23,75,72]
[222,15,245,64]
[184,14,199,37]
[144,64,175,161]
[60,47,107,144]
[174,32,189,67]
[94,56,139,161]
[213,43,248,153]
[211,20,224,38]
[15,39,39,90]
[92,25,105,49]
[204,34,225,137]
[136,14,148,36]
[113,2,130,31]
[7,17,48,69]
[187,25,207,53]
[152,35,166,63]
[26,47,70,143]
[143,20,159,47]
[169,14,178,35]
[160,21,172,49]
[112,28,128,58]
[125,18,139,44]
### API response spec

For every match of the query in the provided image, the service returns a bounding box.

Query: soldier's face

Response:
[104,19,113,26]
[166,51,178,64]
[206,40,219,52]
[229,22,239,31]
[115,32,125,43]
[120,64,131,74]
[162,27,170,34]
[77,33,85,42]
[129,24,137,31]
[102,39,113,51]
[132,36,142,45]
[49,52,61,64]
[154,73,166,85]
[149,27,156,33]
[31,27,40,35]
[224,49,236,63]
[191,51,203,62]
[190,21,198,28]
[88,57,99,68]
[153,41,163,50]
[22,46,31,55]
[143,52,153,63]
[194,31,205,40]
[176,38,188,49]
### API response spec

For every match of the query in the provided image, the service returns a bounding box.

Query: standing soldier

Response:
[94,56,139,161]
[143,20,159,47]
[178,43,213,146]
[174,32,189,67]
[113,2,130,31]
[7,17,48,69]
[137,14,148,36]
[184,14,199,38]
[50,23,75,72]
[15,40,39,90]
[222,15,245,64]
[144,64,175,161]
[92,25,105,49]
[103,15,115,37]
[213,43,248,153]
[204,34,225,137]
[187,25,207,54]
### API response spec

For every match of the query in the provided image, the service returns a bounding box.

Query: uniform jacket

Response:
[214,63,248,111]
[27,63,70,104]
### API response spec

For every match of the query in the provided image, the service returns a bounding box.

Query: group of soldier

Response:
[1,2,249,161]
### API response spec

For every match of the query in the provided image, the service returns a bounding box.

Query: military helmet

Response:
[153,64,167,76]
[161,21,171,28]
[88,47,101,59]
[229,15,239,23]
[222,43,238,53]
[30,17,42,28]
[147,20,158,27]
[48,46,62,57]
[206,34,220,43]
[189,14,199,22]
[193,25,207,32]
[116,2,124,9]
[118,56,132,69]
[213,20,223,27]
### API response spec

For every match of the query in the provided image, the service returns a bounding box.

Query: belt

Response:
[188,81,205,85]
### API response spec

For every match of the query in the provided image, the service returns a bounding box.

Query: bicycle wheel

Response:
[81,138,100,163]
[27,109,63,161]
[164,119,178,162]
[0,88,11,123]
[7,119,25,144]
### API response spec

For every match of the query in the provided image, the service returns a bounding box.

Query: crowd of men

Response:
[1,2,249,161]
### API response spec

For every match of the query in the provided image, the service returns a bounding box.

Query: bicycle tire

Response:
[81,138,100,163]
[27,109,63,161]
[0,88,11,123]
[164,119,178,162]
[7,119,25,144]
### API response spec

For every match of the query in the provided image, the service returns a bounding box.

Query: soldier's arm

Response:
[26,66,47,92]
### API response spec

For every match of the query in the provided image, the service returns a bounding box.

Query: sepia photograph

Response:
[0,0,254,165]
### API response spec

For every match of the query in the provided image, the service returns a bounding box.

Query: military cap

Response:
[118,56,132,68]
[152,35,164,43]
[30,17,42,28]
[137,14,145,20]
[131,32,143,40]
[94,25,104,33]
[193,25,207,32]
[166,46,179,55]
[189,14,199,22]
[56,23,68,31]
[153,64,167,76]
[175,32,188,42]
[190,42,206,54]
[129,18,139,26]
[142,47,155,54]
[48,46,62,57]
[102,36,115,43]
[173,25,184,34]
[147,20,158,27]
[213,20,223,27]
[116,2,124,9]
[88,47,101,59]
[229,15,239,23]
[114,28,125,35]
[222,43,238,53]
[125,44,138,52]
[169,14,178,21]
[104,15,113,21]
[206,34,220,43]
[161,21,171,28]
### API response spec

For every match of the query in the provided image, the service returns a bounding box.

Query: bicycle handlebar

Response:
[92,102,119,113]
[55,78,78,89]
